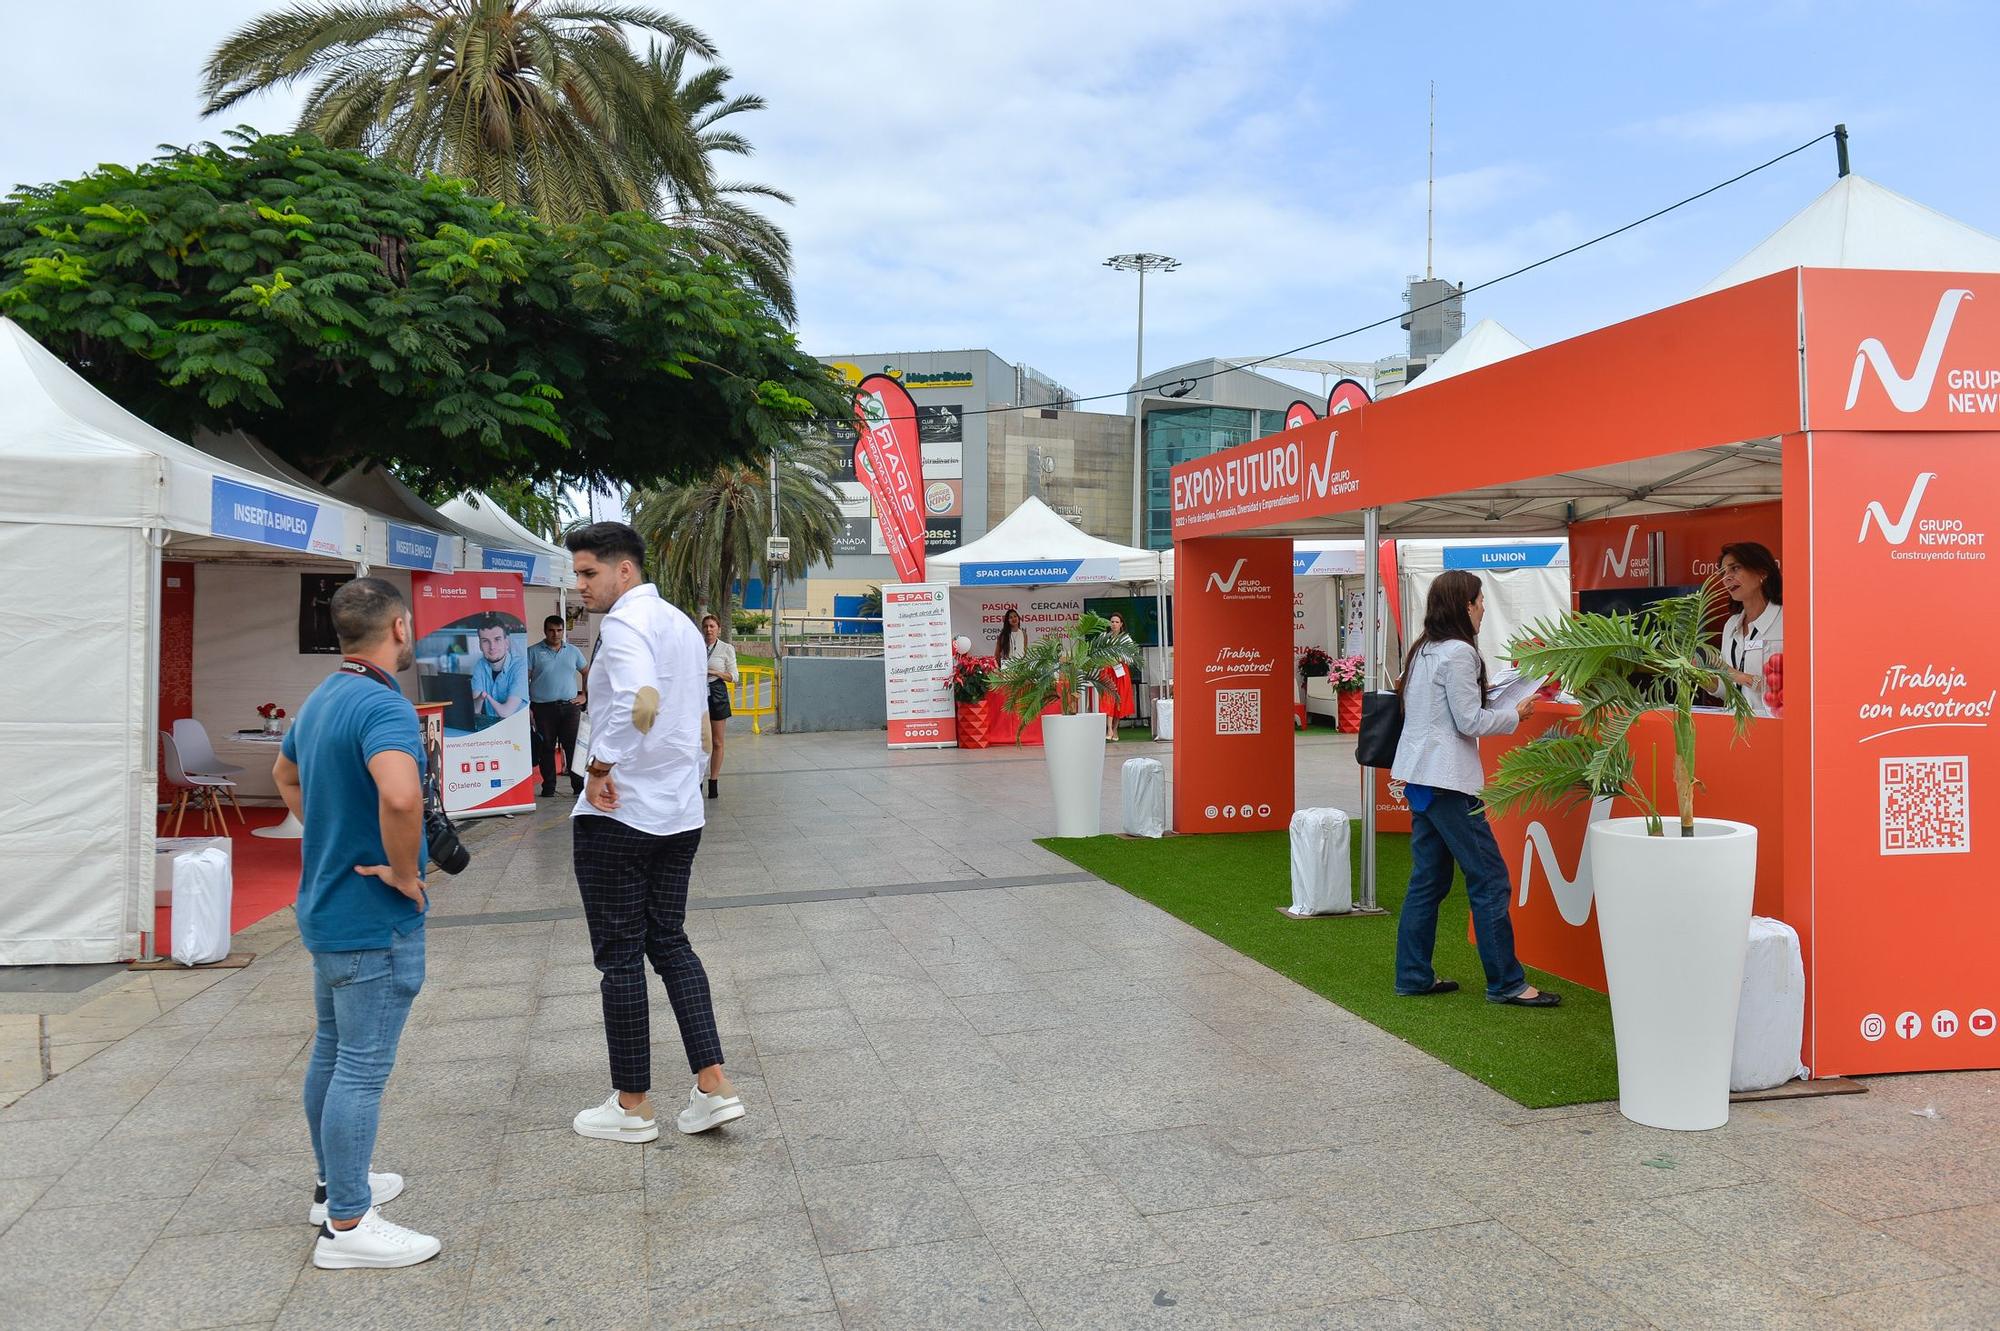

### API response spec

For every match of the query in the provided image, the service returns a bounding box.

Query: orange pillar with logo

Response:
[1173,537,1295,833]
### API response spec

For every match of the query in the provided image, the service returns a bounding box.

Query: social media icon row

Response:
[1860,1009,1994,1041]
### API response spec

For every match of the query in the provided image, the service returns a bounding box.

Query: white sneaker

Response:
[312,1208,441,1270]
[676,1082,746,1135]
[307,1171,405,1226]
[572,1092,660,1143]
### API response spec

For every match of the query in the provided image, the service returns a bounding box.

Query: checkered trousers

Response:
[571,816,724,1090]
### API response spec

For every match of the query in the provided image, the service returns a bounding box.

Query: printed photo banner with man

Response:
[409,571,537,816]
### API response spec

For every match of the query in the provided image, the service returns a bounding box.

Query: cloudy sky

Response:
[8,1,1998,408]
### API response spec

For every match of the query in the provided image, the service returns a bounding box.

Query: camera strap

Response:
[337,657,398,691]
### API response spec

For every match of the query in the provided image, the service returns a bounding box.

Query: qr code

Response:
[1880,757,1970,855]
[1216,688,1261,736]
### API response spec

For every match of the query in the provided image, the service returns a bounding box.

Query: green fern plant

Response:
[989,612,1138,730]
[1480,578,1752,838]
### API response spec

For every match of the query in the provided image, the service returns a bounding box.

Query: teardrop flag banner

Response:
[1284,400,1321,431]
[852,373,928,582]
[1326,377,1372,417]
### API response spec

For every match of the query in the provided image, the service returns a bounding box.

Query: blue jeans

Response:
[304,925,424,1221]
[1396,790,1528,1000]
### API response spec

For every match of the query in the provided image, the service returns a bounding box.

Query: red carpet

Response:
[155,806,301,942]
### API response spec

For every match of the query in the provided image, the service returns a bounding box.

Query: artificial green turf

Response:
[1037,830,1619,1108]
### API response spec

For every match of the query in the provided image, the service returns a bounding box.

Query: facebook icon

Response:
[1896,1011,1923,1039]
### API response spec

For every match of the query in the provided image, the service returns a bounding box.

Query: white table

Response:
[228,733,305,839]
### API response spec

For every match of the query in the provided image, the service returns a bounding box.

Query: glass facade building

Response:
[1141,405,1293,549]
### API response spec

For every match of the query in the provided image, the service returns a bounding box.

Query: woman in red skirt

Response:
[1097,611,1138,740]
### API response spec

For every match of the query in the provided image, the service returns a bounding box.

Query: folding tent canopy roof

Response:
[1699,173,2000,295]
[1399,318,1531,393]
[0,319,364,562]
[439,492,573,587]
[927,495,1161,585]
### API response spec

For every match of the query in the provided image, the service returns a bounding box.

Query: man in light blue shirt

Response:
[528,614,588,797]
[469,617,527,726]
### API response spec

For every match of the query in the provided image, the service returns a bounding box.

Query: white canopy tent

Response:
[0,319,368,963]
[928,495,1162,586]
[1401,318,1531,392]
[439,493,573,588]
[1699,173,2000,295]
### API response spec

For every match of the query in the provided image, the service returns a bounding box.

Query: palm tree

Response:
[200,1,714,222]
[637,42,796,320]
[629,434,845,639]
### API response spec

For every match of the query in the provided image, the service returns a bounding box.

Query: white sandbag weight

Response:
[1121,758,1165,839]
[1731,916,1809,1091]
[169,847,234,966]
[1288,808,1352,916]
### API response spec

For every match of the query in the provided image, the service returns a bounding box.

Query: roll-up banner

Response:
[1171,537,1295,832]
[853,373,928,583]
[410,571,538,816]
[882,583,956,748]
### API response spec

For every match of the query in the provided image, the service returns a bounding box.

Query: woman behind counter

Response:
[1718,542,1783,717]
[1390,569,1559,1008]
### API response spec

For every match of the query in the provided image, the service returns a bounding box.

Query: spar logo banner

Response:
[882,583,956,748]
[853,373,928,582]
[1805,270,2000,430]
[409,571,538,817]
[1171,538,1293,833]
[1802,430,1999,1077]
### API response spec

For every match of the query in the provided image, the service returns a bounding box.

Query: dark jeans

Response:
[572,817,723,1092]
[304,926,424,1221]
[1396,789,1528,1000]
[532,701,581,791]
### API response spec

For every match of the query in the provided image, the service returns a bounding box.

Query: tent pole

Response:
[1360,508,1380,912]
[138,528,166,963]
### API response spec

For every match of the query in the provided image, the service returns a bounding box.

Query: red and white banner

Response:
[1284,400,1320,431]
[853,373,928,583]
[1171,538,1295,832]
[882,583,956,748]
[409,571,537,816]
[1326,377,1371,417]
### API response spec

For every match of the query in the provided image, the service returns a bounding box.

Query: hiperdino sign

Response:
[828,362,974,390]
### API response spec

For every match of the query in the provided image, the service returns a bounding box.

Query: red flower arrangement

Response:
[949,651,997,705]
[256,702,287,720]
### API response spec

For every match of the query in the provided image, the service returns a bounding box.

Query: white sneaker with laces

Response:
[312,1207,441,1270]
[308,1171,405,1226]
[677,1082,746,1134]
[572,1092,660,1143]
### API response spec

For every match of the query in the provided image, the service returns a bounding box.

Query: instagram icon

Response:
[1860,1013,1887,1042]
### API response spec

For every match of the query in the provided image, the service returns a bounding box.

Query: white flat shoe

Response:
[308,1170,404,1225]
[676,1082,746,1135]
[312,1207,440,1270]
[573,1092,660,1143]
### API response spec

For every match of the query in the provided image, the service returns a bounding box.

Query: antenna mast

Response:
[1426,81,1436,280]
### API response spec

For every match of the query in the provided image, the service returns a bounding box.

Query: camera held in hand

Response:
[424,788,470,875]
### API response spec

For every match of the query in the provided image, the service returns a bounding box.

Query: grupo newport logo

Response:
[1515,798,1615,926]
[1844,288,1974,413]
[1858,470,1985,560]
[1205,559,1249,594]
[1204,558,1273,600]
[1599,524,1649,581]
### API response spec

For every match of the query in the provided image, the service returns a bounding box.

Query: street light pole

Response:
[1105,253,1180,547]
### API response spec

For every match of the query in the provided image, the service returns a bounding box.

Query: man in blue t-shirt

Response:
[273,577,442,1271]
[469,616,527,727]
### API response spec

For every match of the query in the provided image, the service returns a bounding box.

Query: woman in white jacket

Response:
[1390,570,1559,1007]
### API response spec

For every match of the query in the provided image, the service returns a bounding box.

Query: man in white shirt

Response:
[561,523,744,1144]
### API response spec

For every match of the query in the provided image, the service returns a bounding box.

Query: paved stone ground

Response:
[0,729,1995,1330]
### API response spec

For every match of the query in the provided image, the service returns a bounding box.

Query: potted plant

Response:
[950,649,999,750]
[256,702,288,736]
[1329,654,1366,732]
[1481,580,1756,1132]
[1298,646,1332,679]
[991,611,1137,837]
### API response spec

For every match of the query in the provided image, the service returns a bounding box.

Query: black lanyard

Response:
[337,657,398,691]
[1729,623,1760,672]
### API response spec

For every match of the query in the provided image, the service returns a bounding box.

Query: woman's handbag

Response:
[1354,689,1404,768]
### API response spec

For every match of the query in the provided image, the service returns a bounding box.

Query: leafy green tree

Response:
[629,433,845,640]
[638,42,796,321]
[0,134,842,492]
[201,0,713,223]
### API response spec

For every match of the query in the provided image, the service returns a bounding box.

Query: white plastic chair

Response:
[160,732,239,836]
[172,719,244,777]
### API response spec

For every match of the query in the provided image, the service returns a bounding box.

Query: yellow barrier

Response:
[732,664,777,734]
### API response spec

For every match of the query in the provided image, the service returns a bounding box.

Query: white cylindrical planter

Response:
[1589,817,1758,1131]
[1041,712,1108,837]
